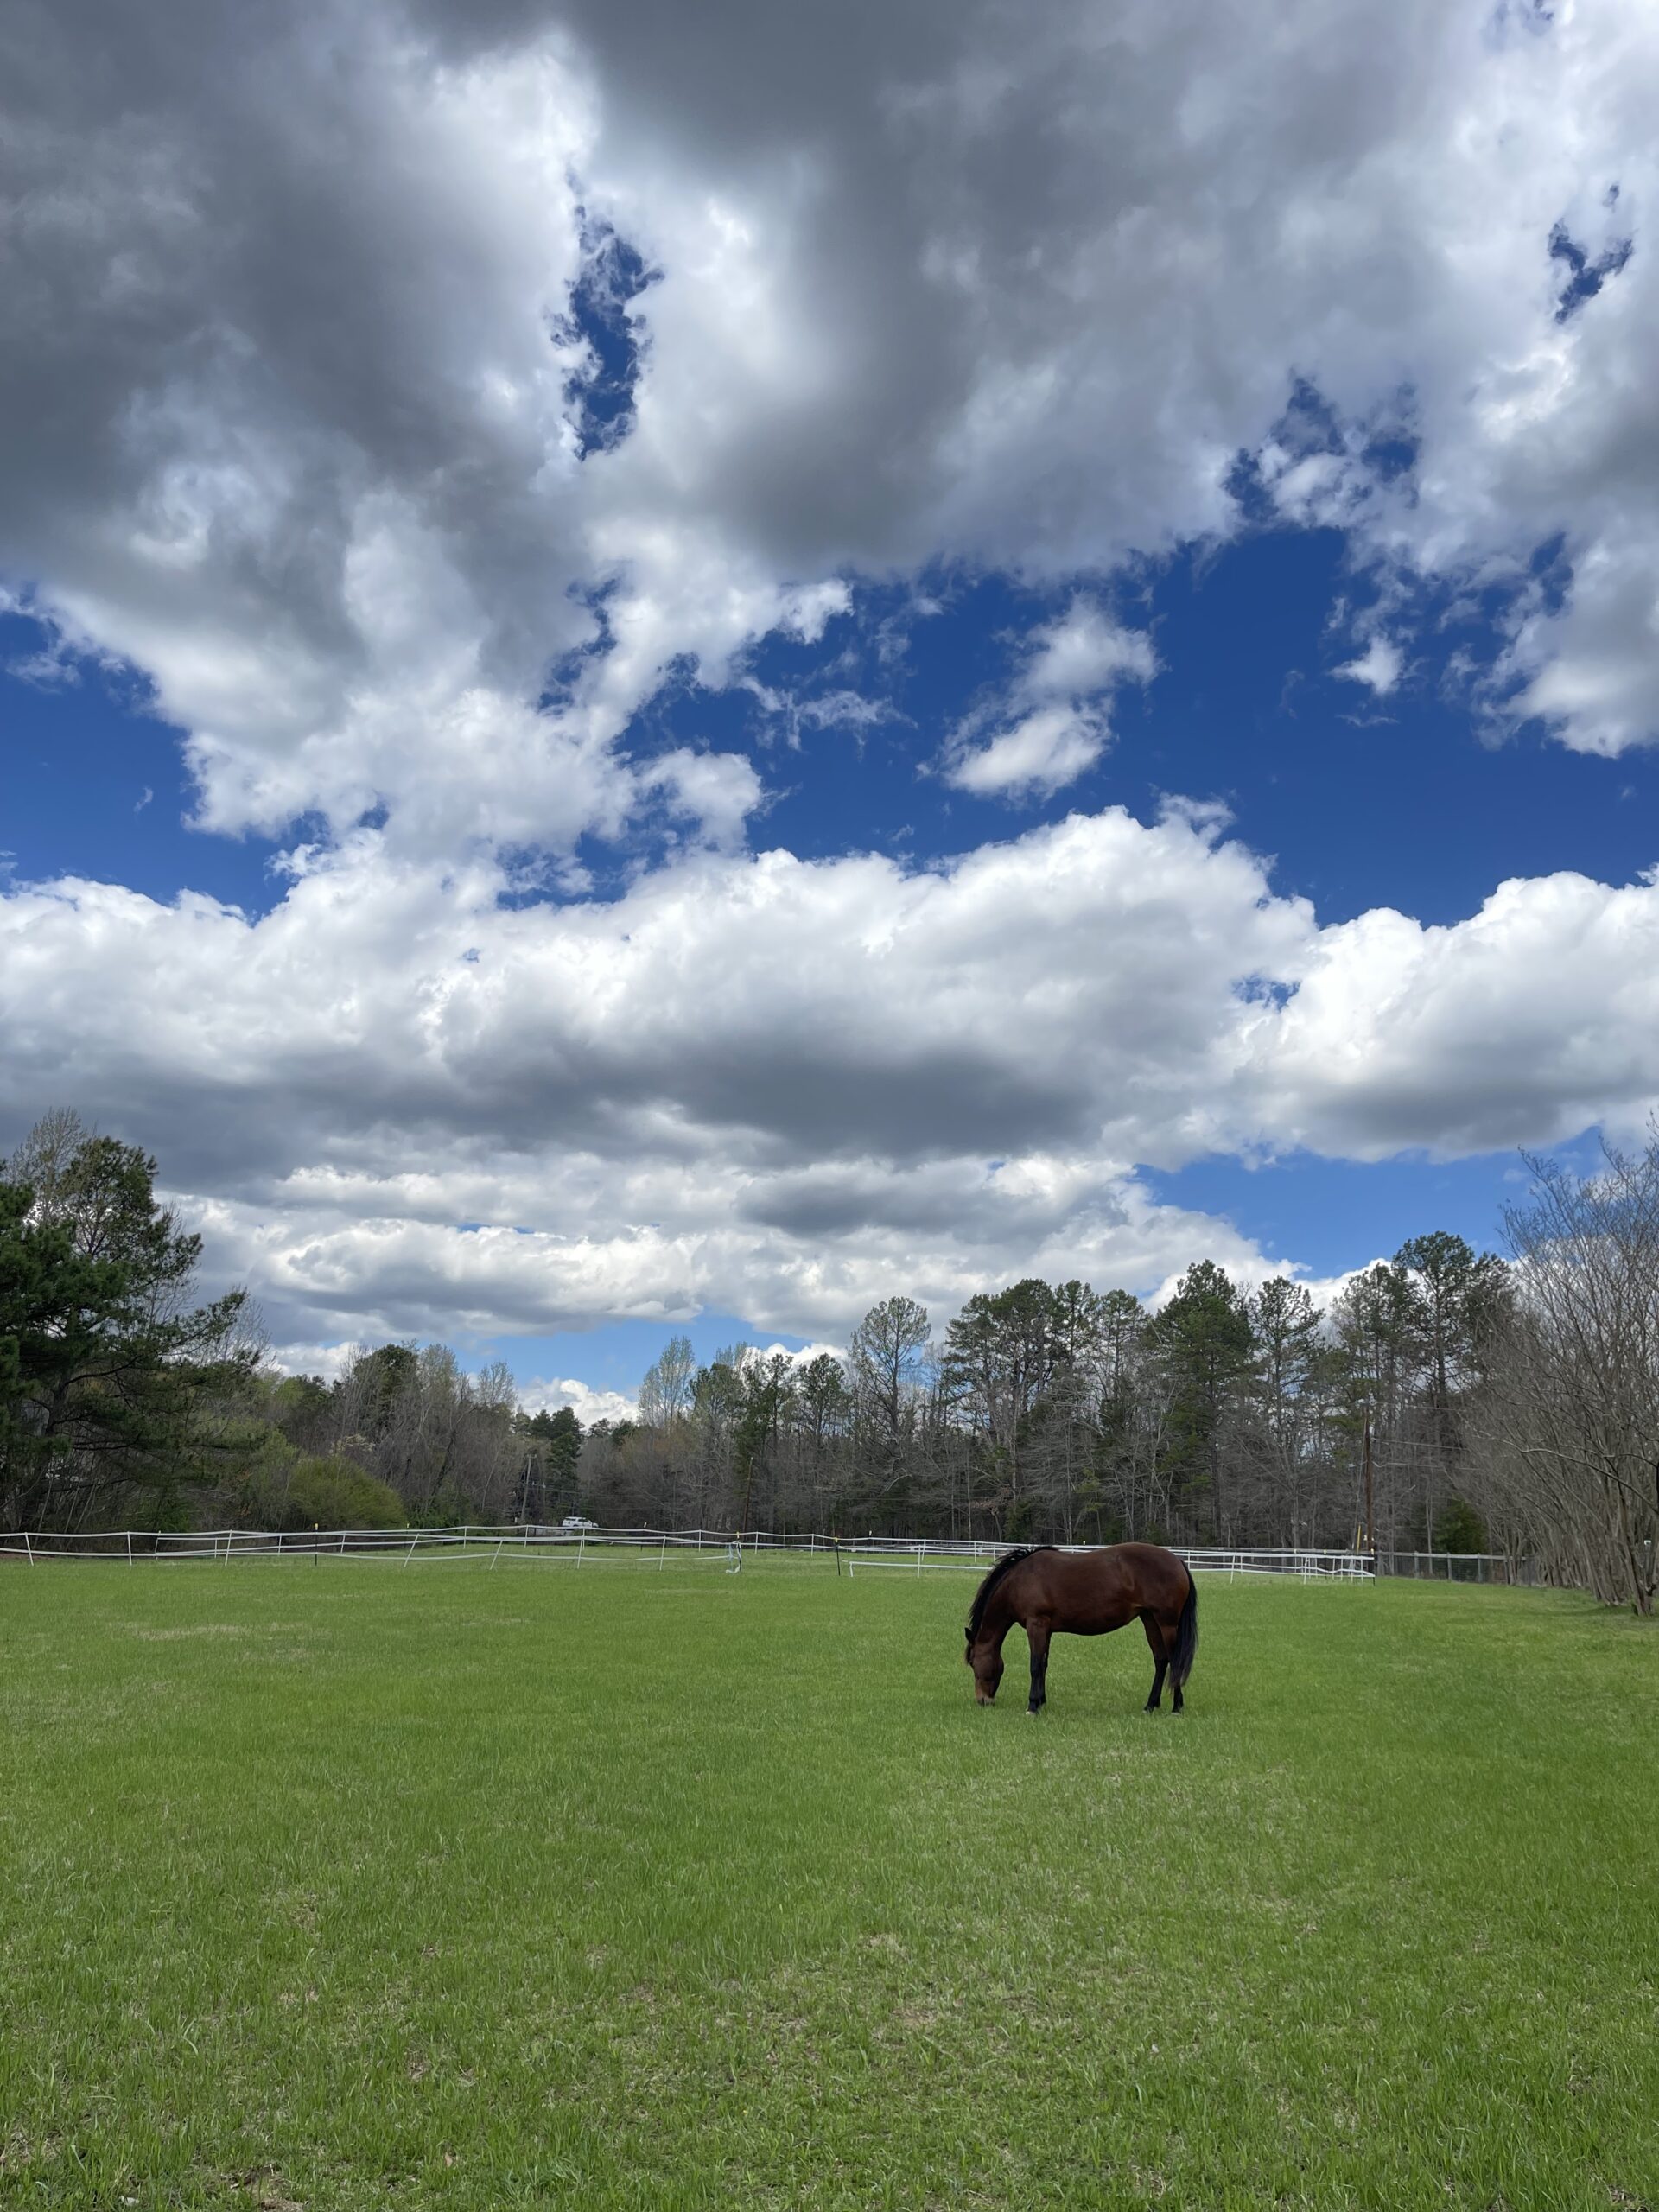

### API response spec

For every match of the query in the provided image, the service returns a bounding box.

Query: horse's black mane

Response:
[964,1545,1056,1649]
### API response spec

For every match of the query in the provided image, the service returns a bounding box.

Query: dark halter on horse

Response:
[964,1542,1198,1714]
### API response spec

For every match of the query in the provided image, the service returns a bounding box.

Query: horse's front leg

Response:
[1026,1618,1052,1715]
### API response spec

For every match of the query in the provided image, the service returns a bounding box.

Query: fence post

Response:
[127,1530,133,1567]
[24,1529,34,1565]
[577,1530,585,1570]
[659,1533,667,1572]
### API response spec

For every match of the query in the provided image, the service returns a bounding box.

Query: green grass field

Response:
[2,1558,1656,2210]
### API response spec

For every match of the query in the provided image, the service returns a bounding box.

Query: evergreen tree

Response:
[944,1280,1060,1535]
[0,1123,252,1527]
[522,1404,583,1517]
[1147,1261,1252,1541]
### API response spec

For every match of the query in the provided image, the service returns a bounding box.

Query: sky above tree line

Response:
[4,0,1659,1419]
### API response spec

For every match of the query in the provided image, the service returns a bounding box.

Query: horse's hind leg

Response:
[1141,1614,1168,1713]
[1026,1618,1052,1715]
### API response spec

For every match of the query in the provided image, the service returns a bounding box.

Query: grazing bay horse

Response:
[965,1543,1198,1715]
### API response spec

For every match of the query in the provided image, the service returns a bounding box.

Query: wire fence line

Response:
[0,1522,1528,1583]
[1373,1549,1533,1585]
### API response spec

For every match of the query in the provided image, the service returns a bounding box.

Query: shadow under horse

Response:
[965,1542,1198,1715]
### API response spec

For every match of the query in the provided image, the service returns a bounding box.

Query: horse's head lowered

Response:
[964,1548,1040,1704]
[965,1636,1004,1704]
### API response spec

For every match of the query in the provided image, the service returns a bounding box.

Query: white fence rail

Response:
[0,1524,753,1567]
[0,1522,1523,1583]
[840,1541,1376,1580]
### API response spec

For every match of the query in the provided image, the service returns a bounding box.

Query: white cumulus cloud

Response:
[945,600,1157,796]
[5,810,1659,1358]
[519,1377,639,1426]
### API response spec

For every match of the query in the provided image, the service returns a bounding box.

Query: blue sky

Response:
[12,529,1657,933]
[3,0,1658,1417]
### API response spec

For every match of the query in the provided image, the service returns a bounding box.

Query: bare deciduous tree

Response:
[1472,1144,1659,1613]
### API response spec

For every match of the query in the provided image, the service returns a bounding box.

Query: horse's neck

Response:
[980,1580,1019,1649]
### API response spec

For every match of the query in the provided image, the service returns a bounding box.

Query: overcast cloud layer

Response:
[5,0,1659,1372]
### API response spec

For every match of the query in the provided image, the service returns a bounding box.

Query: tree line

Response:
[3,1109,1655,1611]
[579,1153,1659,1613]
[0,1112,580,1537]
[582,1247,1508,1560]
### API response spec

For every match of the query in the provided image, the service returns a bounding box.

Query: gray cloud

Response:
[8,0,1659,867]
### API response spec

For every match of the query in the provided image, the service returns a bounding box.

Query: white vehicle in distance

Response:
[560,1515,598,1533]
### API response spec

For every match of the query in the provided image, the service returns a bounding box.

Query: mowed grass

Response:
[1,1560,1656,2211]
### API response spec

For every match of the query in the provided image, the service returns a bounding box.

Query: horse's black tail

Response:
[1171,1567,1199,1690]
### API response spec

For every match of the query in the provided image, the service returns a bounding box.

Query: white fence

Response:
[0,1523,1359,1579]
[0,1524,754,1568]
[841,1541,1375,1580]
[0,1522,1523,1583]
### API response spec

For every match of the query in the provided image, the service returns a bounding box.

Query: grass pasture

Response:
[2,1556,1656,2209]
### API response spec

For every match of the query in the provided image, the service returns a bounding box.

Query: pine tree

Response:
[1147,1261,1252,1541]
[1,1122,251,1527]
